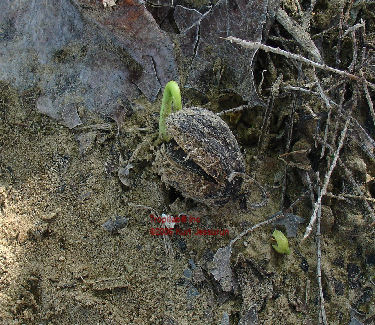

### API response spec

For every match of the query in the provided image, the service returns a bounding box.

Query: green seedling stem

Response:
[159,81,182,141]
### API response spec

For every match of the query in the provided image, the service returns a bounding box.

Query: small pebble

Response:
[102,216,128,234]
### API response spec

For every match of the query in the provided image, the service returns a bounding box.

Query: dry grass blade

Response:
[276,7,322,62]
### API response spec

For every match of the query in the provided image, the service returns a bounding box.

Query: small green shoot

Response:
[272,230,290,255]
[159,80,182,141]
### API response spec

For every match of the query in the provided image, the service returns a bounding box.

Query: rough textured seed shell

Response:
[155,107,245,206]
[167,107,245,182]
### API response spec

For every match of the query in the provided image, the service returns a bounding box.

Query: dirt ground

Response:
[1,1,375,325]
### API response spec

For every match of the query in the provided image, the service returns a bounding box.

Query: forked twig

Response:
[303,117,350,240]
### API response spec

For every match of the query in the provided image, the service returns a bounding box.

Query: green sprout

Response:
[159,80,182,141]
[272,230,290,255]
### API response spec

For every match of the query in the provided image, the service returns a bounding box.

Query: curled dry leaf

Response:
[209,246,233,292]
[74,0,178,100]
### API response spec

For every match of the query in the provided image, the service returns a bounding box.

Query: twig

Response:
[330,87,346,162]
[338,159,375,222]
[228,172,269,209]
[315,130,375,222]
[229,211,284,248]
[343,21,365,38]
[361,70,375,130]
[224,36,375,91]
[335,4,345,66]
[230,191,309,248]
[282,85,338,110]
[217,105,248,116]
[326,192,375,204]
[258,69,267,95]
[315,179,328,325]
[321,107,332,159]
[258,74,283,153]
[348,30,358,72]
[313,72,332,109]
[280,95,297,208]
[349,117,375,161]
[303,117,350,240]
[311,70,332,159]
[305,171,316,205]
[128,203,159,218]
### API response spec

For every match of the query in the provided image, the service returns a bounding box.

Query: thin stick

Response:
[314,72,332,109]
[228,172,269,209]
[276,7,322,62]
[312,70,332,159]
[330,87,346,161]
[283,85,338,109]
[217,105,248,116]
[280,96,296,208]
[224,36,375,90]
[230,191,308,248]
[258,74,283,153]
[349,117,375,161]
[305,172,316,205]
[321,106,331,159]
[315,179,328,325]
[362,70,375,130]
[315,136,375,222]
[229,211,284,248]
[303,117,350,240]
[326,192,375,204]
[335,4,345,66]
[338,159,375,222]
[348,30,358,72]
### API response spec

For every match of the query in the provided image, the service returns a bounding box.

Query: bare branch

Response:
[282,85,338,110]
